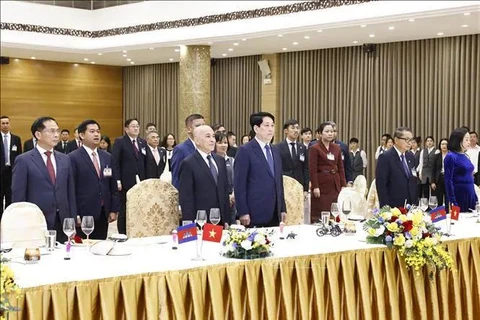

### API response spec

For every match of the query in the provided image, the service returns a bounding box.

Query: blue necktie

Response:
[3,134,9,165]
[400,154,411,177]
[265,144,275,176]
[207,155,218,184]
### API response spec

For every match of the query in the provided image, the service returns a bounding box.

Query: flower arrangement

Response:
[1,257,21,320]
[364,206,454,277]
[222,228,274,259]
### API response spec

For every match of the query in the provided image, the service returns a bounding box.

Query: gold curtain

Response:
[8,238,479,320]
[123,63,179,138]
[211,55,262,139]
[280,34,480,183]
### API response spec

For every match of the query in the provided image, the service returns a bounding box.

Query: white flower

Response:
[423,215,432,224]
[405,240,414,248]
[254,234,266,245]
[241,240,252,250]
[430,237,438,245]
[227,244,236,252]
[374,225,385,237]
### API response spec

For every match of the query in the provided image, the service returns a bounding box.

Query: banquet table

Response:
[4,217,480,320]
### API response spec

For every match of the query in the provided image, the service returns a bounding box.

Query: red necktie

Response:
[44,151,56,185]
[132,139,139,156]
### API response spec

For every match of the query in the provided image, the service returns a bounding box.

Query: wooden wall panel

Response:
[0,59,123,143]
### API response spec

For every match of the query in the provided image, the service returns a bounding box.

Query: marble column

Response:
[178,45,211,141]
[261,53,281,142]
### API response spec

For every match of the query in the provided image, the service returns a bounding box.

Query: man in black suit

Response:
[23,137,36,152]
[179,125,230,225]
[0,116,22,217]
[66,127,82,154]
[226,131,238,158]
[145,131,166,179]
[112,118,147,234]
[55,129,70,154]
[276,119,309,193]
[376,127,419,208]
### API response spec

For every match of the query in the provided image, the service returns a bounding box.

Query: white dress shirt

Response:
[148,145,161,165]
[285,138,297,158]
[36,144,57,176]
[2,132,11,166]
[466,145,480,174]
[197,149,218,173]
[255,136,271,161]
[351,148,368,168]
[417,147,440,175]
[83,145,101,169]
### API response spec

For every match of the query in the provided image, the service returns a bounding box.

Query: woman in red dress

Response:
[309,122,347,223]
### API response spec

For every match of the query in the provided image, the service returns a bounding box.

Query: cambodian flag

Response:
[177,223,198,244]
[430,206,446,222]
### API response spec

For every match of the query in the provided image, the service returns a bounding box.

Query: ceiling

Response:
[1,9,479,66]
[14,0,144,10]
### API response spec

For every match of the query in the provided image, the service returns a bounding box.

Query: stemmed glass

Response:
[195,210,207,234]
[209,208,221,225]
[428,196,438,211]
[331,203,340,223]
[419,198,429,212]
[63,218,75,259]
[81,216,95,246]
[342,199,352,218]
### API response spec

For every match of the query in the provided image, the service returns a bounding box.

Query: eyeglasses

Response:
[42,129,61,135]
[397,137,414,143]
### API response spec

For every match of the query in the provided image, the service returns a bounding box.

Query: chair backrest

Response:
[1,202,47,248]
[337,186,368,218]
[126,179,179,238]
[282,176,304,225]
[366,179,379,218]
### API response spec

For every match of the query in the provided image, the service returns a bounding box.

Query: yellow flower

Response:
[367,228,377,236]
[386,222,400,232]
[412,212,424,226]
[391,208,401,217]
[394,234,406,246]
[399,214,408,222]
[410,227,419,237]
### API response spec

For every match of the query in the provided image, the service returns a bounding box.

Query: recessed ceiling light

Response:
[278,34,283,37]
[130,61,135,65]
[84,58,89,61]
[90,61,96,64]
[369,34,375,38]
[464,12,471,16]
[388,26,395,30]
[174,49,180,52]
[122,54,127,57]
[360,24,367,28]
[14,58,19,62]
[317,29,323,33]
[233,43,239,46]
[408,18,415,22]
[304,35,310,39]
[241,38,247,41]
[437,32,444,36]
[353,40,358,44]
[293,42,299,45]
[282,48,288,51]
[73,63,79,67]
[127,58,131,61]
[169,58,174,62]
[222,53,227,57]
[149,47,154,50]
[97,53,102,56]
[123,50,127,53]
[31,57,36,60]
[228,48,233,52]
[461,24,468,28]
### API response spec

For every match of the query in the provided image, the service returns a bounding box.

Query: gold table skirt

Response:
[9,238,480,320]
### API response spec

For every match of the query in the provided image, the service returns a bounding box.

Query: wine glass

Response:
[419,198,428,212]
[81,216,95,246]
[331,203,340,223]
[209,208,221,225]
[196,210,207,233]
[428,196,438,211]
[182,220,193,226]
[62,218,75,242]
[342,199,352,218]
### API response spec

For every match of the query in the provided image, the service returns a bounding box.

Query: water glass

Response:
[342,199,352,217]
[321,211,330,226]
[81,216,95,245]
[45,230,56,251]
[209,208,221,225]
[428,196,438,210]
[419,198,428,211]
[196,210,207,232]
[63,218,75,240]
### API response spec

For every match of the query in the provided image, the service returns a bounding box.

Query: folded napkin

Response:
[89,240,131,256]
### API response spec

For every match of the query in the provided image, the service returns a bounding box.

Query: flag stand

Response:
[445,203,454,237]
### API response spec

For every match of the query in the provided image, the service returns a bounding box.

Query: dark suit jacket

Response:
[0,133,22,173]
[112,135,146,191]
[335,140,353,183]
[55,141,69,154]
[234,138,286,225]
[178,151,230,224]
[23,138,35,152]
[66,140,80,154]
[376,148,418,208]
[171,138,195,189]
[276,140,309,191]
[12,148,77,229]
[431,153,445,184]
[68,148,120,220]
[145,146,167,179]
[227,146,237,158]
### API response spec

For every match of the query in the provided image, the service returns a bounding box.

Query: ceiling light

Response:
[317,29,323,33]
[123,50,127,53]
[278,34,283,37]
[464,12,471,16]
[222,53,227,57]
[228,48,233,52]
[149,47,154,50]
[169,58,174,62]
[369,34,375,38]
[437,32,444,36]
[282,48,288,51]
[73,63,79,67]
[127,58,131,61]
[293,42,299,45]
[233,43,239,46]
[90,62,96,64]
[408,18,415,22]
[360,24,367,28]
[304,36,310,39]
[31,57,36,60]
[97,53,102,56]
[241,38,247,41]
[122,54,127,57]
[130,61,135,65]
[174,49,180,52]
[14,58,19,62]
[461,24,468,28]
[388,26,395,30]
[83,58,89,61]
[353,40,358,44]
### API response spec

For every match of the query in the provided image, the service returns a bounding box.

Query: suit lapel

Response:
[80,147,100,179]
[394,151,410,179]
[54,151,64,189]
[194,151,217,186]
[124,135,138,159]
[30,149,54,187]
[252,139,274,179]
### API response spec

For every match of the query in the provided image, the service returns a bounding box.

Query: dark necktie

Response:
[290,142,297,161]
[63,142,67,150]
[400,154,411,177]
[207,155,218,184]
[45,151,56,185]
[132,139,139,156]
[265,144,275,175]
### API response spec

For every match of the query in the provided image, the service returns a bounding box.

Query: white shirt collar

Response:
[148,145,158,152]
[351,148,360,153]
[82,145,98,155]
[188,137,197,149]
[393,146,404,158]
[255,136,268,150]
[286,138,296,145]
[2,132,10,138]
[36,144,54,154]
[197,148,211,160]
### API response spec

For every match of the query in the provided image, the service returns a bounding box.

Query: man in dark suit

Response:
[23,138,36,152]
[234,112,286,227]
[55,129,70,154]
[179,125,230,225]
[69,120,119,240]
[66,127,82,154]
[1,116,23,217]
[276,119,309,193]
[171,114,205,189]
[145,131,166,179]
[12,116,76,243]
[112,118,147,234]
[226,131,237,158]
[376,127,419,208]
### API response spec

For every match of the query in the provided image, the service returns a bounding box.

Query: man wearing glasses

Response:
[12,116,76,242]
[376,127,419,208]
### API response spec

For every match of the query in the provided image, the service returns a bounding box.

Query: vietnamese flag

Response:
[430,206,446,222]
[177,223,198,244]
[202,223,223,243]
[450,205,461,221]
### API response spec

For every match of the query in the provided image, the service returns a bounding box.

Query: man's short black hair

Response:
[145,122,156,129]
[185,114,204,127]
[349,137,359,144]
[61,129,70,134]
[301,127,312,135]
[124,118,138,127]
[31,116,57,138]
[78,120,101,134]
[250,112,274,130]
[283,119,299,130]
